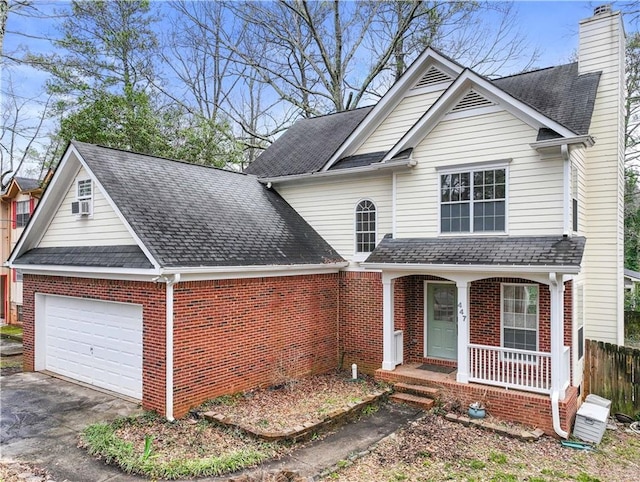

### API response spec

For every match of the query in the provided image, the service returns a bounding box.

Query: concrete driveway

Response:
[1,372,143,481]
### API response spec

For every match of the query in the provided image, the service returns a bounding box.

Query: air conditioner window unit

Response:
[79,200,91,215]
[71,200,91,216]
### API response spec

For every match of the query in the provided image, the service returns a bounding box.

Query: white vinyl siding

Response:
[395,110,564,237]
[355,90,443,155]
[276,176,392,260]
[39,167,136,247]
[579,13,625,344]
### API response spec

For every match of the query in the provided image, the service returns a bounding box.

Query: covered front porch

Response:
[361,235,585,436]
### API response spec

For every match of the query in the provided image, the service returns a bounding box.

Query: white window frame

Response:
[500,283,539,353]
[353,198,377,260]
[15,200,31,228]
[15,269,23,283]
[75,178,93,217]
[77,178,93,200]
[438,163,509,235]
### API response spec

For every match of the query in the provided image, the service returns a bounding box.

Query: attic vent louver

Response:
[451,90,494,112]
[413,66,452,89]
[593,4,611,15]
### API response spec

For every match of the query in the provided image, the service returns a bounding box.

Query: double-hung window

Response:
[16,200,31,228]
[355,200,376,253]
[77,179,92,200]
[440,167,506,233]
[502,284,538,352]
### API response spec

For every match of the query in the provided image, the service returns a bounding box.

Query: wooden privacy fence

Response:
[584,339,640,415]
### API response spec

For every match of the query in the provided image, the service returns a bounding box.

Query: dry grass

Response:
[321,412,640,481]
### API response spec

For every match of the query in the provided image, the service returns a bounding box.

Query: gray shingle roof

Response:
[365,235,586,267]
[247,62,601,179]
[13,177,41,191]
[494,62,601,136]
[244,107,372,177]
[65,142,344,268]
[15,246,154,269]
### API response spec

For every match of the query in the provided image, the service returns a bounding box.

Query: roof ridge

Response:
[298,105,374,122]
[71,140,249,177]
[494,62,577,81]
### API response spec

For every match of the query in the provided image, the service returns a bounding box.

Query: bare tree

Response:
[221,1,537,117]
[0,75,53,188]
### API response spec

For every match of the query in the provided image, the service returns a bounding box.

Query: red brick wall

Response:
[21,275,167,413]
[338,271,383,373]
[172,274,339,416]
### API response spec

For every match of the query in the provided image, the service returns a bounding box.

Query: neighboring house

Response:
[1,176,45,324]
[624,268,640,292]
[9,6,624,437]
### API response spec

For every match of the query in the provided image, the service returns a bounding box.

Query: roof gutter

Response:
[529,135,595,150]
[159,262,348,277]
[360,262,581,275]
[258,158,416,185]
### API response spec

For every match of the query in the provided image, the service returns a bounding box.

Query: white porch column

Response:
[549,273,566,399]
[456,281,470,383]
[381,274,396,371]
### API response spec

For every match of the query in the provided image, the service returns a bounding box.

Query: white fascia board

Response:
[360,262,581,275]
[160,262,349,282]
[8,145,83,263]
[321,49,463,172]
[260,158,416,186]
[383,70,579,161]
[10,264,161,281]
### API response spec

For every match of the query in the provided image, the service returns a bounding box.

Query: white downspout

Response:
[165,273,180,421]
[549,272,569,439]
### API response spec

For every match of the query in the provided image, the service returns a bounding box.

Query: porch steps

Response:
[389,392,435,410]
[389,383,440,411]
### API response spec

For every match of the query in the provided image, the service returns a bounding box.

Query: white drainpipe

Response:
[165,273,180,421]
[549,272,569,439]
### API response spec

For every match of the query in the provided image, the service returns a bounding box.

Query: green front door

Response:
[426,283,457,360]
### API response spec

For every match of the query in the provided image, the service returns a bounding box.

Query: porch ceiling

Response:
[363,235,585,273]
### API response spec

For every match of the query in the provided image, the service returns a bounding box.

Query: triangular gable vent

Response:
[451,90,494,112]
[412,66,452,89]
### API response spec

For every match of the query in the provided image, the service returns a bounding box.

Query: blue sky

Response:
[2,1,635,176]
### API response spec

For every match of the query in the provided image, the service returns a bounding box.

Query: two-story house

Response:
[1,176,44,324]
[8,6,624,437]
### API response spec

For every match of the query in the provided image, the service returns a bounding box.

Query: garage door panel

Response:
[42,295,143,399]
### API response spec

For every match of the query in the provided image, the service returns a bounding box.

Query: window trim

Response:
[74,178,94,218]
[15,200,31,228]
[438,163,509,235]
[500,282,539,353]
[353,198,378,258]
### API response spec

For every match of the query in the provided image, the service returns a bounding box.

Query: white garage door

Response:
[42,295,143,399]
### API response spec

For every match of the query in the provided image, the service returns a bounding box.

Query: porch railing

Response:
[467,344,570,395]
